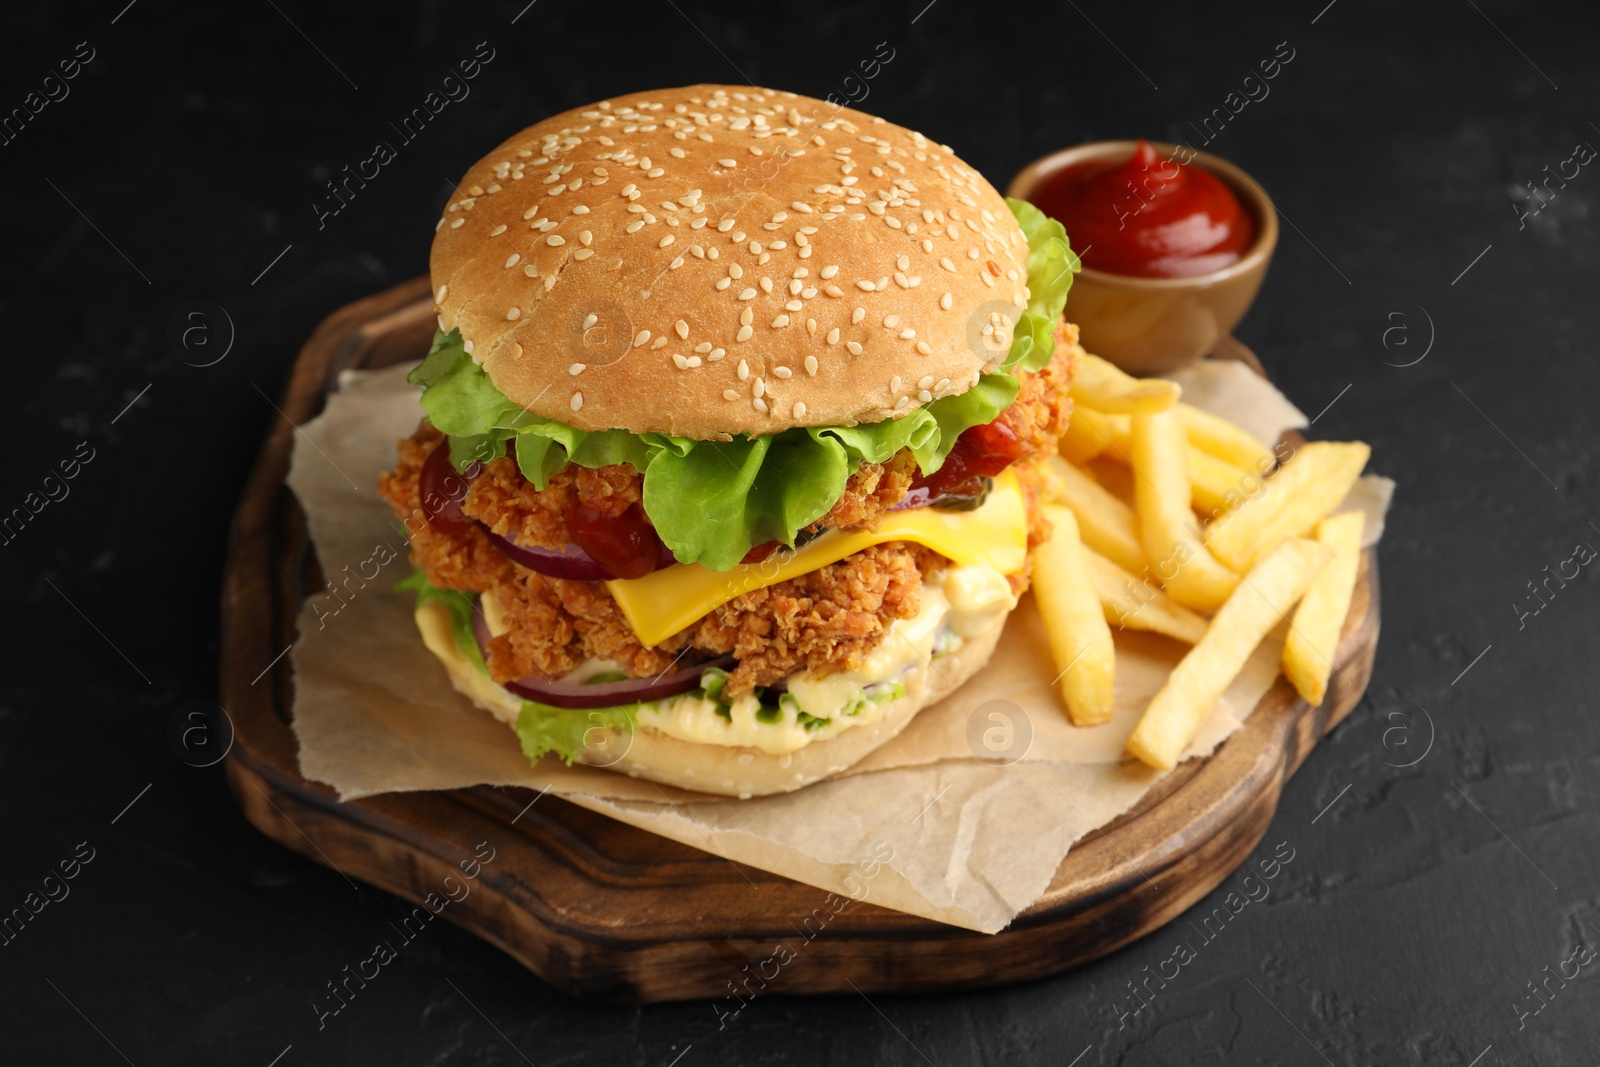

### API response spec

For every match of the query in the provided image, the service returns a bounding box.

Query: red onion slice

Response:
[483,525,678,581]
[482,528,615,581]
[473,605,734,708]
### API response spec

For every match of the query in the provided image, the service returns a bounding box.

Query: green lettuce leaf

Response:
[514,701,637,766]
[407,199,1075,570]
[394,568,485,672]
[1003,196,1076,374]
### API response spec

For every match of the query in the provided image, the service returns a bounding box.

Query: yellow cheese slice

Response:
[608,469,1028,647]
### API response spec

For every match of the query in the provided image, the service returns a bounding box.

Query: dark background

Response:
[4,0,1598,1063]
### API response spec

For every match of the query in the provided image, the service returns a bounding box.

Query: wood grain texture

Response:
[220,277,1379,1002]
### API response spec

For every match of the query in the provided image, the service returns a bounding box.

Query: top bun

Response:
[430,84,1031,440]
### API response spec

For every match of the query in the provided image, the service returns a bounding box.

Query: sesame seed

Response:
[626,220,645,233]
[890,375,903,393]
[710,347,726,360]
[740,307,754,326]
[652,336,669,349]
[824,284,844,297]
[774,366,792,379]
[570,391,584,411]
[490,224,507,236]
[506,307,521,320]
[573,248,594,260]
[570,363,586,375]
[897,255,910,270]
[940,257,957,272]
[794,400,807,418]
[736,325,754,342]
[916,341,932,355]
[918,389,932,402]
[785,299,802,312]
[738,288,757,300]
[737,360,750,379]
[436,284,448,302]
[718,218,736,231]
[673,353,688,369]
[899,328,916,339]
[573,205,590,214]
[846,341,863,355]
[523,263,538,277]
[715,277,731,290]
[852,307,866,324]
[752,378,765,398]
[753,397,769,413]
[719,158,737,167]
[450,218,465,229]
[634,330,651,347]
[675,319,690,339]
[686,355,702,368]
[820,264,839,279]
[724,389,740,400]
[659,235,675,248]
[805,355,819,375]
[580,230,593,246]
[856,279,876,291]
[771,314,790,328]
[759,277,774,293]
[547,235,565,246]
[884,314,900,328]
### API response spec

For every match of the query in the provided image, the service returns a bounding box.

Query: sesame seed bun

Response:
[431,84,1032,441]
[418,599,1005,798]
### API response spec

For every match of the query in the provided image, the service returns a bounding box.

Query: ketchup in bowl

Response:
[1032,139,1257,278]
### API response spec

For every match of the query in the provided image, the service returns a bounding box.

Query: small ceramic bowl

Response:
[1007,140,1278,375]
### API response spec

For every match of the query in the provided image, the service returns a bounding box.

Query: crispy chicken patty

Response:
[379,337,1075,695]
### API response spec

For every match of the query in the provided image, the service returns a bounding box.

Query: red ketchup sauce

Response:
[1032,139,1256,278]
[422,440,667,579]
[567,502,662,580]
[910,419,1023,500]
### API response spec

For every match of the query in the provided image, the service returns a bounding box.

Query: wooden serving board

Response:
[221,277,1378,1002]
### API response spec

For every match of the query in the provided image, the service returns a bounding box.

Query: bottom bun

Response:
[415,599,1006,798]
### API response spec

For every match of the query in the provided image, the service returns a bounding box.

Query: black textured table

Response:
[6,1,1598,1064]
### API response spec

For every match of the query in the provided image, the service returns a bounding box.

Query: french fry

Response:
[1083,547,1209,645]
[1079,408,1256,520]
[1126,537,1335,770]
[1045,455,1147,574]
[1062,405,1128,463]
[1070,351,1182,414]
[1206,441,1371,572]
[1058,406,1111,464]
[1089,455,1137,505]
[1282,511,1365,706]
[1035,506,1116,726]
[1130,412,1241,614]
[1176,402,1277,472]
[1187,446,1252,519]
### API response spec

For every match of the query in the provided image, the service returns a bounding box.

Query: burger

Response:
[379,84,1078,797]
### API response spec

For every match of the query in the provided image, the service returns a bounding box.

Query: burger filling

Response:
[378,200,1078,763]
